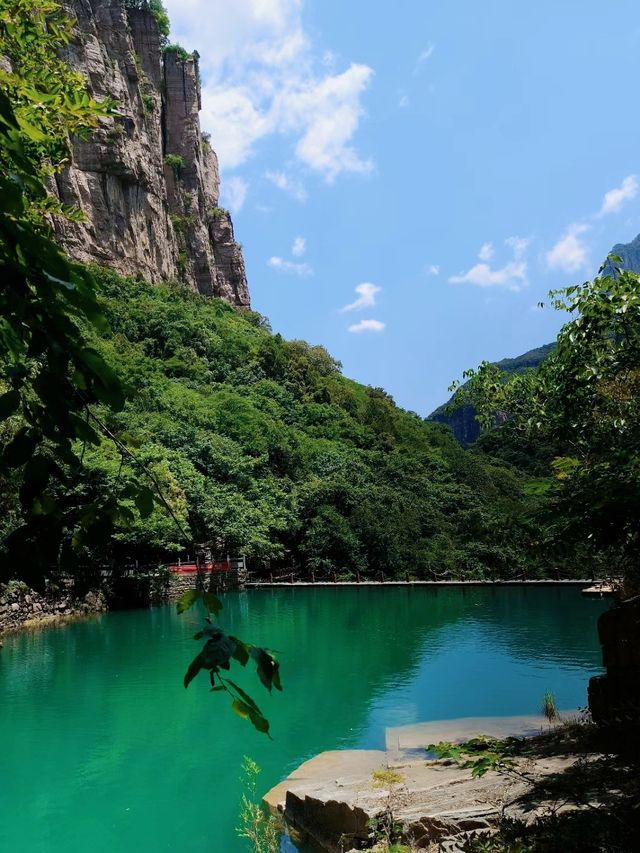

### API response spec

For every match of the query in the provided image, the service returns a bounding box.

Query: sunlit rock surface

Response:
[53,0,249,306]
[265,714,585,851]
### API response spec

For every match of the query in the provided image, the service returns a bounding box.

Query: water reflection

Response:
[0,586,606,853]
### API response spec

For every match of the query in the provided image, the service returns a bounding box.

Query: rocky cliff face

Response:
[601,232,640,279]
[52,0,249,307]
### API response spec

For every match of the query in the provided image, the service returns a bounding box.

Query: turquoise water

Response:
[0,586,606,852]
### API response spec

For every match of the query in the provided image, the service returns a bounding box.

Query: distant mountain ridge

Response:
[601,232,640,278]
[428,343,556,444]
[429,232,640,443]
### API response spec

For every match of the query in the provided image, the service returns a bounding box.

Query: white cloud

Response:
[348,318,385,333]
[166,0,374,181]
[265,169,307,201]
[398,92,410,109]
[449,261,527,291]
[340,282,381,312]
[220,176,248,213]
[415,43,435,72]
[291,236,306,256]
[279,64,374,181]
[449,237,530,291]
[267,255,313,276]
[505,235,530,258]
[200,87,267,169]
[545,223,590,273]
[478,242,494,262]
[424,264,440,276]
[598,174,638,217]
[322,50,337,69]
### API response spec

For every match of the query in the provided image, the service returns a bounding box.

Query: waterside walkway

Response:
[248,578,595,588]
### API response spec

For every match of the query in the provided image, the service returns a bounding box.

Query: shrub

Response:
[163,43,192,62]
[209,206,229,221]
[141,93,155,113]
[123,0,170,44]
[164,153,186,177]
[236,758,281,853]
[170,214,194,236]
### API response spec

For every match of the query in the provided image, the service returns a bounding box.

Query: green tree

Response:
[453,265,640,595]
[0,1,132,584]
[0,1,283,734]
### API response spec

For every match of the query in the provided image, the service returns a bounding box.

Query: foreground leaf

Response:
[176,589,202,615]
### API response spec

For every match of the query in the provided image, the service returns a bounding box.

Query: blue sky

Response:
[165,0,640,414]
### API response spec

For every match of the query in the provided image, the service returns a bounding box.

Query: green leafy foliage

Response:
[427,736,516,778]
[209,206,230,220]
[0,5,150,587]
[179,593,281,737]
[164,153,186,177]
[454,265,640,594]
[0,0,115,198]
[162,43,193,62]
[13,265,554,581]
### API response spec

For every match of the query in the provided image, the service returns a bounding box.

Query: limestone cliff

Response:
[52,0,250,307]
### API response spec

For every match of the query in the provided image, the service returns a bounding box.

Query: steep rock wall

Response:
[52,0,249,307]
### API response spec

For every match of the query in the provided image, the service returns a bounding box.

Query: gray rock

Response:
[51,0,249,307]
[265,737,591,851]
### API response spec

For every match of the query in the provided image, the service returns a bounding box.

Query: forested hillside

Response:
[0,0,570,585]
[6,266,552,580]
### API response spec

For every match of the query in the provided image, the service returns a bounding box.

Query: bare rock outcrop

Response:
[589,594,640,733]
[264,716,587,852]
[52,0,249,307]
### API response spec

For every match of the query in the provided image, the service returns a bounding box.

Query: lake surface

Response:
[0,586,607,852]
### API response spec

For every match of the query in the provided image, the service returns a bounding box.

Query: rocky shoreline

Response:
[0,570,238,636]
[264,714,592,852]
[0,580,108,636]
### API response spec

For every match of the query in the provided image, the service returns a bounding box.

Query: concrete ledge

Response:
[248,580,593,588]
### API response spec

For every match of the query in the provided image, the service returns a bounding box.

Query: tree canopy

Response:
[453,265,640,595]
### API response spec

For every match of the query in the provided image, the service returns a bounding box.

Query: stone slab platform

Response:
[265,714,582,852]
